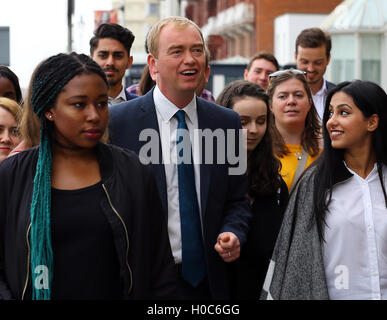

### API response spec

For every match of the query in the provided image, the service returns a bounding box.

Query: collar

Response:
[343,161,378,181]
[153,85,197,124]
[109,86,127,101]
[332,159,354,186]
[314,79,327,97]
[95,141,114,182]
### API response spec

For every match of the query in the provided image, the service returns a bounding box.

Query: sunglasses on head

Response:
[268,68,306,79]
[268,68,306,87]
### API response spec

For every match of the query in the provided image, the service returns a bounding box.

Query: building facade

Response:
[112,0,182,64]
[186,0,342,62]
[321,0,387,90]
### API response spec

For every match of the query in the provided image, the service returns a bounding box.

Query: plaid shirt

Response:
[127,84,140,95]
[200,89,215,102]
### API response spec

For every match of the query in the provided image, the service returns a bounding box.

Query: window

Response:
[147,3,159,17]
[0,27,10,66]
[331,34,356,83]
[361,34,381,84]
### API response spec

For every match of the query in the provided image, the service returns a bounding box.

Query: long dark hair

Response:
[313,80,387,241]
[29,52,107,300]
[267,71,321,157]
[216,80,281,197]
[0,65,23,105]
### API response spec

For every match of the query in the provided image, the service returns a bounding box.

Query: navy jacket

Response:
[108,89,252,299]
[326,80,336,91]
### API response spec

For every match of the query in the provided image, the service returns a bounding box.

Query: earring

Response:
[49,115,53,119]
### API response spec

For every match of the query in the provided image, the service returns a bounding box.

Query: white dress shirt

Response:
[108,86,127,105]
[323,162,387,300]
[312,79,328,123]
[153,86,202,264]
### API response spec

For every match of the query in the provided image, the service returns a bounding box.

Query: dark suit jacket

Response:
[326,80,335,91]
[108,88,251,299]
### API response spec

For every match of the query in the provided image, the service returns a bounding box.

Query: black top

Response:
[230,177,289,299]
[50,181,122,300]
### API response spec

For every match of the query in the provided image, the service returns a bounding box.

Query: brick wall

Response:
[255,0,342,52]
[187,0,342,59]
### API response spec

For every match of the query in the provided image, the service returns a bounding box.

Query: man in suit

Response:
[109,16,251,299]
[295,28,335,122]
[90,23,138,105]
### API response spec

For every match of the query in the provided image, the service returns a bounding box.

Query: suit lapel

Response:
[197,99,213,217]
[139,90,168,219]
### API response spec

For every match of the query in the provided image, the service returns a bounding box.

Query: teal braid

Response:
[29,52,107,300]
[30,60,74,300]
[30,120,53,300]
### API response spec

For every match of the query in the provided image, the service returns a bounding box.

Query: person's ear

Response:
[204,66,210,84]
[243,69,249,81]
[126,55,133,69]
[367,114,379,132]
[45,110,55,122]
[148,54,158,81]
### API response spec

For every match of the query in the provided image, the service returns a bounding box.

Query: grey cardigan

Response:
[260,165,329,300]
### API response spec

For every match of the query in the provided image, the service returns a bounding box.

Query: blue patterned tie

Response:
[175,110,206,287]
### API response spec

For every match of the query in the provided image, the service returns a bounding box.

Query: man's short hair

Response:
[246,52,279,71]
[89,23,135,56]
[295,28,332,58]
[147,16,204,58]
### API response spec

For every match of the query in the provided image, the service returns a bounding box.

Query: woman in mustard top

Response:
[267,69,321,191]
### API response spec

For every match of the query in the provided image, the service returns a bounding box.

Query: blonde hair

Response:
[147,16,204,58]
[0,97,22,123]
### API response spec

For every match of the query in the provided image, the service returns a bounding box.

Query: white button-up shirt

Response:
[312,79,328,123]
[153,86,202,264]
[323,163,387,300]
[108,86,127,106]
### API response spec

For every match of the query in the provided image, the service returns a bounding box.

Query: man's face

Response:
[244,58,277,91]
[148,24,206,103]
[295,45,330,86]
[91,38,133,87]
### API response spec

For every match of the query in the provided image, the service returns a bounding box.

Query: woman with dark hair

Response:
[262,80,387,300]
[267,69,321,192]
[0,65,23,105]
[216,80,288,299]
[0,52,176,300]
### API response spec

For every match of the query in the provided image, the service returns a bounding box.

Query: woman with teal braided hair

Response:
[0,52,177,300]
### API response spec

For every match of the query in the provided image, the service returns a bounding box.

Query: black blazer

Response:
[326,80,336,91]
[231,178,289,299]
[108,89,251,299]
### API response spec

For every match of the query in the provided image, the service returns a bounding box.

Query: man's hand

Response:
[214,232,240,263]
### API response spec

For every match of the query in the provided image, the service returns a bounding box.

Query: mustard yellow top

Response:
[278,144,321,191]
